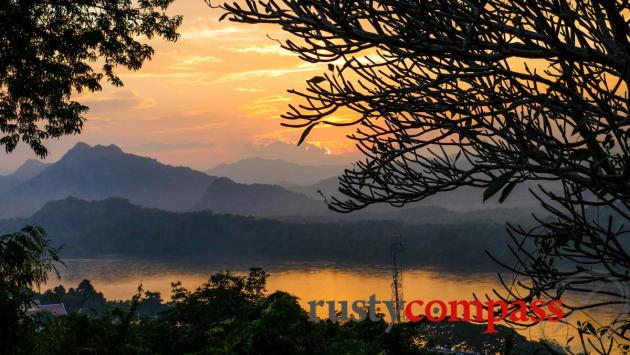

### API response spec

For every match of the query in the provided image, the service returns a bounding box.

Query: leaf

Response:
[499,181,517,203]
[308,76,326,84]
[297,123,318,146]
[523,148,549,162]
[484,171,515,202]
[571,118,587,135]
[533,94,547,101]
[558,10,578,22]
[569,149,591,160]
[585,322,597,335]
[328,64,335,71]
[604,134,614,148]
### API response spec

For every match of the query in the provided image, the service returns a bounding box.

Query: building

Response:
[27,300,68,317]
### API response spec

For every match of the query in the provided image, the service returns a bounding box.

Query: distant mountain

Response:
[286,176,550,212]
[0,159,50,194]
[0,197,513,269]
[194,177,326,217]
[283,176,340,199]
[0,143,216,218]
[193,177,538,225]
[207,158,344,185]
[7,159,50,180]
[0,142,550,224]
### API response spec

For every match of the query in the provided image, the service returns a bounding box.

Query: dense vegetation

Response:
[27,271,564,355]
[0,197,516,269]
[1,226,567,354]
[0,226,61,353]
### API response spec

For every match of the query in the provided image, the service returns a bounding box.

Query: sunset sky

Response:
[0,1,360,173]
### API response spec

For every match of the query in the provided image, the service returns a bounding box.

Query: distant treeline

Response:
[0,197,518,269]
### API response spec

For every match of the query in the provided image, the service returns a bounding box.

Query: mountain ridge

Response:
[0,143,217,218]
[0,159,50,194]
[207,158,345,185]
[0,197,512,269]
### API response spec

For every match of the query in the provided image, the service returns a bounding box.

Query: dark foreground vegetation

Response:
[1,227,565,354]
[28,272,564,355]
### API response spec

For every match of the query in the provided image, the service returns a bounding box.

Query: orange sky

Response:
[0,1,360,173]
[3,2,625,174]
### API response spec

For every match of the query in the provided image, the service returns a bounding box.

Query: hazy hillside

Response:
[0,197,514,269]
[0,159,49,194]
[287,176,551,212]
[194,177,326,217]
[0,142,547,224]
[5,159,49,180]
[193,177,537,225]
[207,158,344,185]
[0,143,216,218]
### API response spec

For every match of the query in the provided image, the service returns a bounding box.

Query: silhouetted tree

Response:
[33,271,552,354]
[0,226,61,353]
[216,1,629,353]
[0,0,182,157]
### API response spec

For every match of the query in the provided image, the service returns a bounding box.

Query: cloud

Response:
[235,87,267,93]
[169,55,223,70]
[242,141,361,166]
[180,26,255,41]
[119,72,204,79]
[211,63,318,84]
[134,142,216,153]
[241,95,291,117]
[133,98,157,110]
[78,90,156,112]
[145,122,230,135]
[222,44,294,56]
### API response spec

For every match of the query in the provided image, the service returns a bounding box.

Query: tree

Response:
[0,0,182,157]
[166,268,268,352]
[216,1,629,353]
[0,226,61,353]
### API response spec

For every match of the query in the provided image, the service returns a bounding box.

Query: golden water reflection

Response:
[47,258,621,352]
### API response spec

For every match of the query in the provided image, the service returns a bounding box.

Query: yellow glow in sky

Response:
[0,2,359,173]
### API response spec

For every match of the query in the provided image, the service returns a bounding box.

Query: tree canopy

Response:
[217,1,629,353]
[0,226,60,353]
[0,0,182,157]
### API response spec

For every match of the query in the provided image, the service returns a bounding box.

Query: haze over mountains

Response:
[195,177,325,217]
[0,142,544,224]
[0,197,512,268]
[286,176,546,212]
[0,142,556,268]
[207,158,345,185]
[0,143,215,218]
[0,159,50,194]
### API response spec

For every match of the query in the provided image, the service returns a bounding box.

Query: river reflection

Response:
[45,258,622,352]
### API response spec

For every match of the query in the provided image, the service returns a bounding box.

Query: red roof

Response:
[27,303,68,316]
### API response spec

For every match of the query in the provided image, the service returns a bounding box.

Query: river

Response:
[45,258,624,353]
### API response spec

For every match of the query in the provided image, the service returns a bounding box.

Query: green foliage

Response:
[22,270,560,355]
[0,197,517,269]
[38,279,170,318]
[0,1,182,157]
[0,226,61,354]
[0,231,558,354]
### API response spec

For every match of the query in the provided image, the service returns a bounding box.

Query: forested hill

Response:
[0,143,216,218]
[0,197,515,270]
